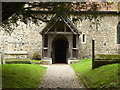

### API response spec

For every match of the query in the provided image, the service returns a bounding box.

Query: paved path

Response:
[39,64,85,88]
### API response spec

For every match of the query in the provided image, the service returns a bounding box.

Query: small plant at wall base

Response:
[32,52,41,60]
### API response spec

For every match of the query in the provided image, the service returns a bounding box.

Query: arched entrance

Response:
[41,14,80,64]
[52,36,69,64]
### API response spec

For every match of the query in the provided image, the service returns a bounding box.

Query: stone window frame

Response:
[81,33,86,44]
[117,22,120,44]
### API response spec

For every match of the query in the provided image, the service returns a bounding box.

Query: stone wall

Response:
[0,20,46,58]
[74,13,119,58]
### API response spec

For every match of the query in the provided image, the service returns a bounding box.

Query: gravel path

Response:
[39,64,85,88]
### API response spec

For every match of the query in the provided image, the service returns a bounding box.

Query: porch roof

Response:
[40,14,81,35]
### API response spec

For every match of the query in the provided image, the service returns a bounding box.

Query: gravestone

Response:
[0,52,5,64]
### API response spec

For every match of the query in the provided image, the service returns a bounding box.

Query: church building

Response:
[0,10,120,64]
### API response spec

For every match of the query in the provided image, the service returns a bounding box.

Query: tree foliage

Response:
[1,2,117,33]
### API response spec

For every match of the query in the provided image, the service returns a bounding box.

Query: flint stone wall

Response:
[75,13,119,58]
[0,20,46,58]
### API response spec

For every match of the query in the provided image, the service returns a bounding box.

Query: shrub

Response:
[32,52,41,60]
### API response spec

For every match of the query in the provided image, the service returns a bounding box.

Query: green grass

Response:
[5,58,30,62]
[96,54,120,59]
[2,64,47,88]
[72,58,119,88]
[6,58,40,63]
[31,60,40,63]
[72,58,92,75]
[6,58,30,61]
[5,58,31,64]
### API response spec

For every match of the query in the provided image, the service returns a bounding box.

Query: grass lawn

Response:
[6,58,41,64]
[2,64,47,88]
[6,58,30,61]
[72,58,119,88]
[5,58,31,64]
[6,58,30,62]
[96,54,120,59]
[31,60,40,63]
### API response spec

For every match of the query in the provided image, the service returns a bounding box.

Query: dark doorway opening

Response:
[52,36,68,63]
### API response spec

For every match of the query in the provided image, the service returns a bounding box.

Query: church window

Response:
[82,34,86,43]
[117,22,120,44]
[44,35,48,47]
[73,35,76,48]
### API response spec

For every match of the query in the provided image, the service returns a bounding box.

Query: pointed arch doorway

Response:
[52,35,69,64]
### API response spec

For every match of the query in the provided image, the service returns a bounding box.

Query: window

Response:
[83,34,85,42]
[73,35,76,48]
[117,22,120,44]
[82,34,86,43]
[44,35,48,47]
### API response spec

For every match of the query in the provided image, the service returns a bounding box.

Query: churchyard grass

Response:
[5,58,31,64]
[31,60,40,63]
[95,54,120,59]
[2,64,47,88]
[6,58,30,61]
[6,58,41,63]
[72,58,119,88]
